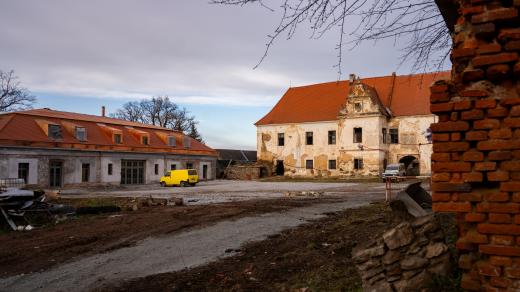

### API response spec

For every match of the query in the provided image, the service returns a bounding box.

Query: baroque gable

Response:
[339,75,391,119]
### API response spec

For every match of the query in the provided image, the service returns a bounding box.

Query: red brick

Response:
[432,162,472,172]
[506,40,520,51]
[502,161,520,171]
[462,5,484,15]
[473,52,519,67]
[450,112,458,121]
[477,203,520,214]
[462,69,485,82]
[465,213,486,222]
[461,109,485,120]
[475,99,497,109]
[463,172,484,182]
[513,193,520,203]
[475,162,497,171]
[474,23,496,38]
[432,182,472,192]
[452,48,476,58]
[456,239,477,251]
[489,128,512,139]
[479,224,520,235]
[490,256,513,267]
[433,142,470,152]
[489,213,512,224]
[477,43,502,54]
[466,131,488,141]
[430,83,449,93]
[461,274,481,290]
[431,121,470,132]
[492,235,514,246]
[433,202,472,212]
[512,172,520,180]
[513,150,520,158]
[463,151,484,162]
[490,276,512,288]
[432,173,450,182]
[457,192,483,202]
[504,118,520,128]
[477,262,501,277]
[465,230,488,244]
[432,192,451,202]
[501,98,520,106]
[432,133,450,142]
[485,191,510,202]
[460,90,488,98]
[451,132,461,141]
[459,254,474,270]
[487,107,509,118]
[505,267,520,278]
[487,171,510,182]
[431,153,450,162]
[472,8,519,24]
[474,119,501,130]
[430,102,453,113]
[511,105,520,117]
[499,28,520,41]
[453,100,472,110]
[431,92,450,103]
[487,64,511,79]
[477,139,511,151]
[501,182,520,192]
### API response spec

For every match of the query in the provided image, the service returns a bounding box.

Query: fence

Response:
[383,176,431,202]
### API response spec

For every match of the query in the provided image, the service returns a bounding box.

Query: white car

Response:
[382,163,406,181]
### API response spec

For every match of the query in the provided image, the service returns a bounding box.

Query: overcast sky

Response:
[0,0,449,149]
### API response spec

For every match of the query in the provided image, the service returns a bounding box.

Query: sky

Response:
[0,0,449,150]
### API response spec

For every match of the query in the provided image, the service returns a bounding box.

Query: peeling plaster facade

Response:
[257,78,436,178]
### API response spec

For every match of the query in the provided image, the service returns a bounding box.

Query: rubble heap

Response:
[352,215,451,291]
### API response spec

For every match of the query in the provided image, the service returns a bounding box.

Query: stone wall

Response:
[353,215,451,291]
[431,1,520,290]
[224,165,262,180]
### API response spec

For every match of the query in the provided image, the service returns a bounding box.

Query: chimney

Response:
[349,74,356,84]
[101,106,106,117]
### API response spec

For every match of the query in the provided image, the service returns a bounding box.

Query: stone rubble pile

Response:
[352,214,451,292]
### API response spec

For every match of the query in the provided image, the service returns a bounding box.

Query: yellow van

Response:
[160,169,199,187]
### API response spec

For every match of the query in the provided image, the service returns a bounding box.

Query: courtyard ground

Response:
[0,180,417,291]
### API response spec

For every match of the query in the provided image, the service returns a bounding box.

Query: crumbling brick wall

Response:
[431,1,520,290]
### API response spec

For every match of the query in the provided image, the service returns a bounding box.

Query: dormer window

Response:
[48,124,62,139]
[142,136,149,145]
[354,102,362,112]
[183,136,191,149]
[75,127,87,141]
[168,136,176,147]
[114,133,122,144]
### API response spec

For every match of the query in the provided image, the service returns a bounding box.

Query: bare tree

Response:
[211,0,450,74]
[112,96,204,142]
[0,70,36,112]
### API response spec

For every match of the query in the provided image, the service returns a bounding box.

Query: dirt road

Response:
[0,195,380,291]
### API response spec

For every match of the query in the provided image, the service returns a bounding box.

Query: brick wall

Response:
[431,1,520,290]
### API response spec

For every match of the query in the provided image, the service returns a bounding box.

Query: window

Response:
[18,163,29,184]
[354,102,362,112]
[114,133,122,144]
[354,127,362,143]
[354,158,364,170]
[186,162,193,169]
[168,136,176,147]
[108,163,113,175]
[154,164,159,175]
[390,129,399,144]
[306,132,313,145]
[382,128,388,144]
[184,136,191,149]
[171,164,177,170]
[75,127,87,141]
[278,133,285,146]
[328,160,336,170]
[305,160,313,170]
[48,124,62,139]
[81,163,90,182]
[328,130,336,145]
[142,136,149,145]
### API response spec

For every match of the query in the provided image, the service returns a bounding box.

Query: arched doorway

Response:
[399,155,420,176]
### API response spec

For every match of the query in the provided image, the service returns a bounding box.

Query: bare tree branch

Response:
[0,70,36,112]
[211,0,450,74]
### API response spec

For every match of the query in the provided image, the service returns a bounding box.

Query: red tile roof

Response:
[0,108,217,156]
[255,71,450,125]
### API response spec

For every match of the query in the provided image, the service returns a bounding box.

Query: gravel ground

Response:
[60,180,389,205]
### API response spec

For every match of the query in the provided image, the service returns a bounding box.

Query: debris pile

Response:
[283,191,324,197]
[352,214,451,291]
